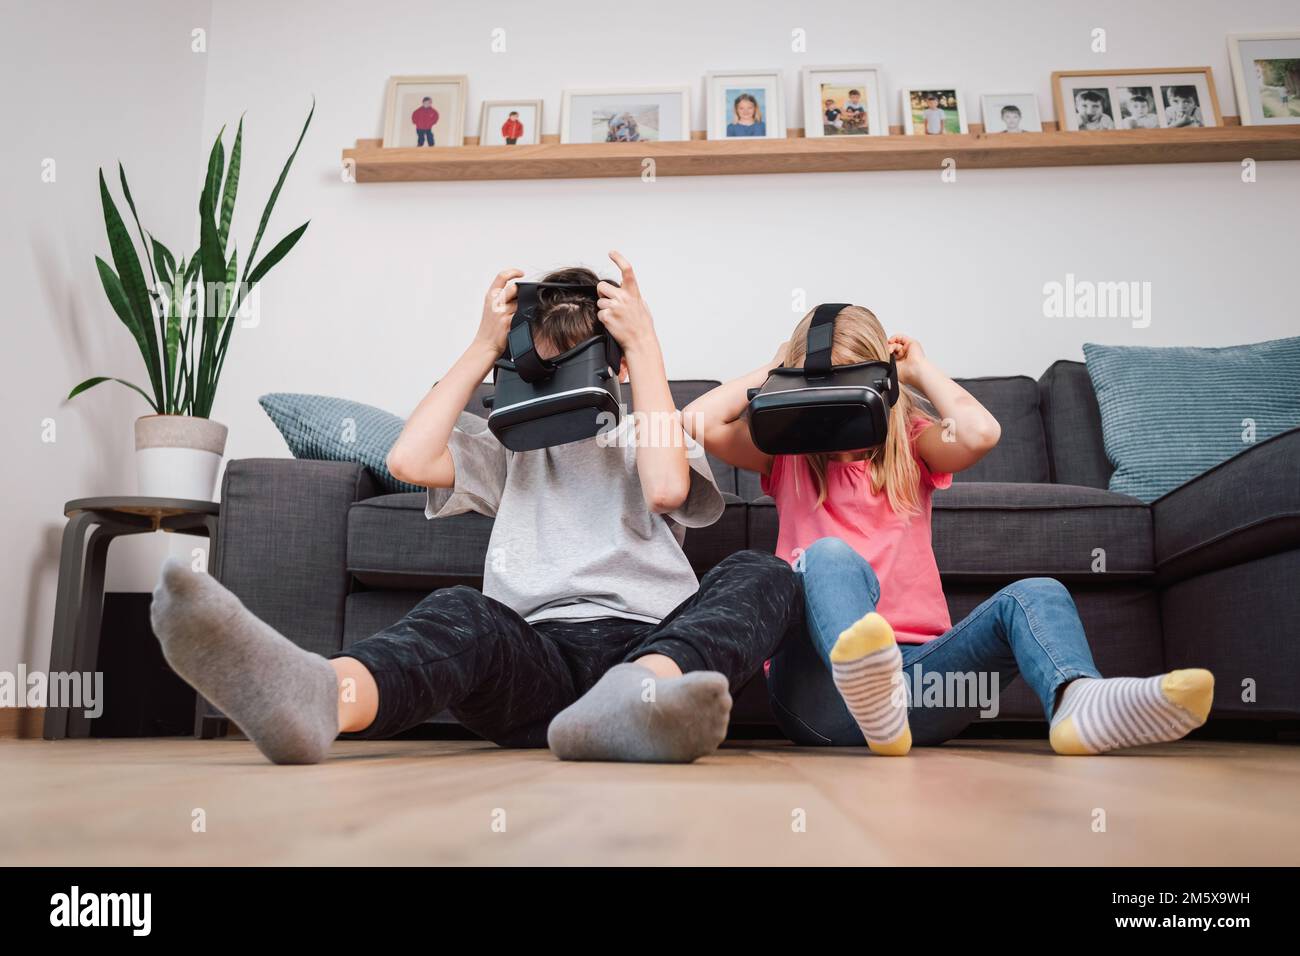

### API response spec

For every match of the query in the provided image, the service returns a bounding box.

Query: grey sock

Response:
[547,663,732,763]
[150,558,338,764]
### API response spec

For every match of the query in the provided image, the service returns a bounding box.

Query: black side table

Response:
[44,497,220,740]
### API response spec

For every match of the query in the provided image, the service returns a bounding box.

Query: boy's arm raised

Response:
[596,252,691,514]
[386,269,521,488]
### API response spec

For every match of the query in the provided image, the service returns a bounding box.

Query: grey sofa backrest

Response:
[1038,360,1113,489]
[948,376,1051,483]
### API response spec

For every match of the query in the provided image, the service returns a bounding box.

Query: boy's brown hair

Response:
[532,267,618,358]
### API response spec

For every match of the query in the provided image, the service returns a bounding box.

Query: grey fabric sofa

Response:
[211,361,1300,732]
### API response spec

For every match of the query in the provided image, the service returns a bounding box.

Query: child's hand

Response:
[596,250,657,354]
[473,268,523,354]
[888,334,929,386]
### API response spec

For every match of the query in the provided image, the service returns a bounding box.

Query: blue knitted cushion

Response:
[1083,338,1300,502]
[258,393,454,495]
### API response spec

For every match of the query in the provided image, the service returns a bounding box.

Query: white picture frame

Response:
[1052,69,1221,131]
[705,69,786,140]
[478,99,543,146]
[382,74,468,148]
[979,92,1043,133]
[801,64,889,137]
[559,86,691,144]
[1228,31,1300,125]
[901,87,969,135]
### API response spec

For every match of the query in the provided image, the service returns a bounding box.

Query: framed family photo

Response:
[705,69,785,140]
[901,87,969,134]
[802,65,888,137]
[478,99,542,146]
[559,87,691,144]
[382,74,468,148]
[980,93,1043,133]
[1228,32,1300,125]
[1052,68,1221,131]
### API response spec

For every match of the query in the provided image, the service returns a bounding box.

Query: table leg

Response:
[65,525,123,739]
[44,512,98,740]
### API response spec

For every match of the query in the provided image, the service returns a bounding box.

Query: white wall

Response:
[3,0,1298,676]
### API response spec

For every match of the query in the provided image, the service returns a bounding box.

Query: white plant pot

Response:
[134,415,228,502]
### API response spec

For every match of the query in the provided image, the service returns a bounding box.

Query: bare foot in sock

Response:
[547,663,732,763]
[150,559,338,764]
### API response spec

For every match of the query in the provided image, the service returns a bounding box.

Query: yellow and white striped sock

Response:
[1049,670,1214,755]
[829,612,911,756]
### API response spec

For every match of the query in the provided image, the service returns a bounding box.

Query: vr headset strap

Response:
[805,302,851,380]
[507,284,557,384]
[886,352,899,404]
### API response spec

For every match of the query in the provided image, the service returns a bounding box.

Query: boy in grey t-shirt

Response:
[147,253,797,766]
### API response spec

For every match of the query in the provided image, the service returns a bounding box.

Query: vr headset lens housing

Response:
[484,282,624,452]
[746,303,900,456]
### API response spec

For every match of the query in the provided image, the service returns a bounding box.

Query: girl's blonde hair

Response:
[783,305,933,515]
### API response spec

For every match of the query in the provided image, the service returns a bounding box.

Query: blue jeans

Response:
[767,537,1102,746]
[417,128,435,146]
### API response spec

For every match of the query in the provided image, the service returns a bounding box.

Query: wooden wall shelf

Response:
[343,122,1300,183]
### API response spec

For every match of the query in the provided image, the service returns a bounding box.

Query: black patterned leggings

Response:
[332,550,799,747]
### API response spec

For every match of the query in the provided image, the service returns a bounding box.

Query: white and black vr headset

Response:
[482,282,624,452]
[746,302,900,455]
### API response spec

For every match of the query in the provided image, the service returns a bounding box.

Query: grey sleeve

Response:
[667,432,725,529]
[424,414,508,519]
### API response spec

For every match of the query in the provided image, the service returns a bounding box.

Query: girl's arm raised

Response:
[891,335,1001,475]
[682,343,785,475]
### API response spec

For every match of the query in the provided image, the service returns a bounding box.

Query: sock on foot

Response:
[1049,670,1214,755]
[547,663,732,764]
[830,612,911,756]
[150,558,339,764]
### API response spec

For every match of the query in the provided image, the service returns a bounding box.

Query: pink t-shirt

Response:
[760,420,952,644]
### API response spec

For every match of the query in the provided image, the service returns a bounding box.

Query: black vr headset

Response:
[746,302,899,455]
[482,282,624,452]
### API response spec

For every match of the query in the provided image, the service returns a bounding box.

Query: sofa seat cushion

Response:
[750,483,1153,581]
[347,491,749,590]
[933,483,1152,581]
[1152,426,1300,585]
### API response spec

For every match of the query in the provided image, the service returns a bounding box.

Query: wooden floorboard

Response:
[4,738,1297,865]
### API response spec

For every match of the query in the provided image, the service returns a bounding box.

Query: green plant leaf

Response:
[243,98,314,282]
[67,376,160,412]
[118,162,158,288]
[204,126,226,222]
[99,169,163,408]
[218,116,242,249]
[150,234,175,286]
[246,221,308,287]
[92,255,162,408]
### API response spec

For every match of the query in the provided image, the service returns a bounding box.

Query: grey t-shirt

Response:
[426,413,724,624]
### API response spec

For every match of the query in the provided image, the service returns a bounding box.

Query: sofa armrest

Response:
[1152,426,1300,586]
[215,458,377,656]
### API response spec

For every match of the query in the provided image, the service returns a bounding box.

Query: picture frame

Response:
[1228,32,1300,125]
[382,74,468,148]
[705,69,786,140]
[979,93,1043,134]
[1051,68,1221,131]
[801,64,889,137]
[901,87,969,135]
[478,99,543,146]
[559,86,691,144]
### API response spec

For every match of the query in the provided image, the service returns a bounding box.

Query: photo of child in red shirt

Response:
[501,110,524,145]
[411,96,440,146]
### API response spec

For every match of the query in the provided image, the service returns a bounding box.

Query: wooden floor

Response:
[4,737,1298,865]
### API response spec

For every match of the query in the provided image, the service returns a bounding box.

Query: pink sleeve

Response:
[909,418,952,490]
[759,454,785,498]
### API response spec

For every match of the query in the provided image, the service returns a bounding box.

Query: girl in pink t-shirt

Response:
[686,305,1214,756]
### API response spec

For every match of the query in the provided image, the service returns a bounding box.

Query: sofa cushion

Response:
[1152,426,1300,585]
[1038,360,1112,489]
[1084,337,1300,502]
[750,482,1151,580]
[933,483,1152,580]
[948,376,1050,483]
[348,490,748,589]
